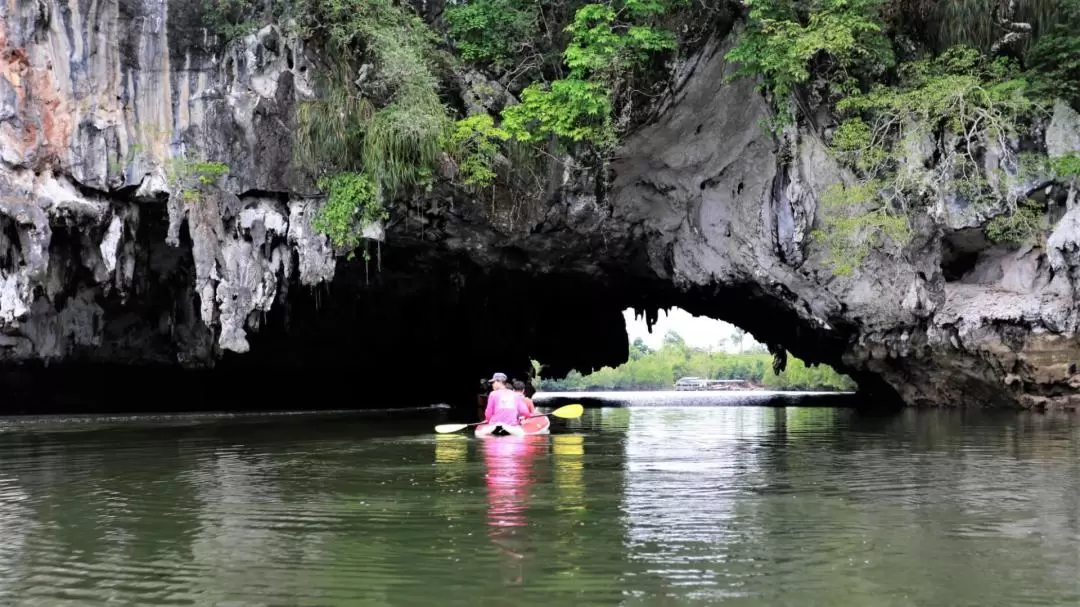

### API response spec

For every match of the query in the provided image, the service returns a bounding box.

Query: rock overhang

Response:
[1,0,1080,411]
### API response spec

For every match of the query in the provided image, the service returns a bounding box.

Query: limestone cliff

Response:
[2,0,1079,410]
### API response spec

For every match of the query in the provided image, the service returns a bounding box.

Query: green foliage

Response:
[835,47,1037,154]
[530,359,546,379]
[985,197,1046,245]
[760,355,853,390]
[629,337,653,360]
[288,0,687,251]
[658,0,1076,269]
[291,0,452,251]
[562,1,677,82]
[166,157,230,204]
[201,0,259,40]
[311,172,387,255]
[502,79,616,146]
[444,0,538,72]
[199,0,305,41]
[1011,151,1080,186]
[294,68,376,181]
[1025,0,1080,109]
[536,332,855,391]
[499,0,682,149]
[725,0,895,124]
[981,151,1080,245]
[443,114,511,188]
[362,101,450,195]
[292,0,451,191]
[830,117,887,172]
[1050,152,1080,181]
[290,0,441,51]
[815,46,1045,273]
[811,180,910,276]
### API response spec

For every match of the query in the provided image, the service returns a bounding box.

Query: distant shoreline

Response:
[533,389,863,408]
[535,385,856,393]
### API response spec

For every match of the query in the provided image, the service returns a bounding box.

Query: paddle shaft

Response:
[434,403,582,433]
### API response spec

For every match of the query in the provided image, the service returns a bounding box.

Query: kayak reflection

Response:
[482,435,545,585]
[553,435,585,512]
[552,434,587,577]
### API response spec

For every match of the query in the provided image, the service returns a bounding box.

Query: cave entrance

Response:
[533,307,854,394]
[621,307,763,354]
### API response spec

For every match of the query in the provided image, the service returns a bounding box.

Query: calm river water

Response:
[0,405,1078,605]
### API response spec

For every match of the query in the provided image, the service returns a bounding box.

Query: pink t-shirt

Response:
[485,388,531,425]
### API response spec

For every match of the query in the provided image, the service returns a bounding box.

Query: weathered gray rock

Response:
[2,0,1080,410]
[1047,100,1080,158]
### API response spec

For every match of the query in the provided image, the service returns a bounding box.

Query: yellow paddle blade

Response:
[434,423,470,434]
[550,404,584,418]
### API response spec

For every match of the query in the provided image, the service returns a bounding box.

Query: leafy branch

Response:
[500,0,683,150]
[724,0,895,126]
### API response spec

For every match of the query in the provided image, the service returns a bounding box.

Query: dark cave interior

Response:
[0,204,890,415]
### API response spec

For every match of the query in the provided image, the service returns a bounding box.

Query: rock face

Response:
[2,0,1080,411]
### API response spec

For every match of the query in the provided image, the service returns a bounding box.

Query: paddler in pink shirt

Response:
[479,372,533,436]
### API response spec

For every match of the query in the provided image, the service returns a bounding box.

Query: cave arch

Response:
[0,211,893,414]
[3,1,1078,413]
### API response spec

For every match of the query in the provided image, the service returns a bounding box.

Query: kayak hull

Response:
[476,416,551,437]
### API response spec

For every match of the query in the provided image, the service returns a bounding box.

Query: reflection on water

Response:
[553,435,585,514]
[483,437,545,585]
[0,407,1077,605]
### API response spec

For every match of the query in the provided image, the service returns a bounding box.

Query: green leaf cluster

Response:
[199,0,293,41]
[985,197,1046,245]
[502,79,616,145]
[726,0,1079,121]
[837,47,1036,135]
[166,157,230,204]
[293,0,450,190]
[291,0,452,251]
[1050,153,1080,181]
[286,0,688,250]
[980,151,1080,246]
[563,1,677,80]
[724,0,895,124]
[814,46,1050,271]
[500,0,682,148]
[443,114,511,188]
[311,172,388,255]
[1025,0,1080,110]
[444,0,539,72]
[832,46,1039,181]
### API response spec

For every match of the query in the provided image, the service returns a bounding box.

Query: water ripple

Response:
[0,406,1077,604]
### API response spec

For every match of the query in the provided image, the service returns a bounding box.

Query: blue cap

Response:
[488,372,508,383]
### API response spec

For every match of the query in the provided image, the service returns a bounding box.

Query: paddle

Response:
[434,404,584,434]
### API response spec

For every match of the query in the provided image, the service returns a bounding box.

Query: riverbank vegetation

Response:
[535,331,855,391]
